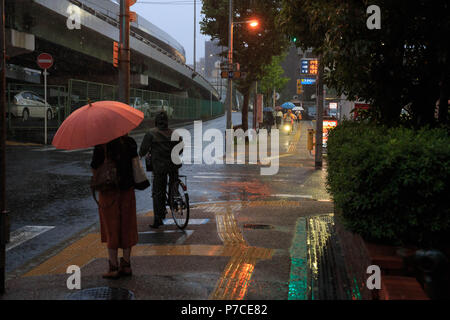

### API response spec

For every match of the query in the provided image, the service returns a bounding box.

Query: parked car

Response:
[8,91,57,121]
[148,99,173,118]
[130,97,149,114]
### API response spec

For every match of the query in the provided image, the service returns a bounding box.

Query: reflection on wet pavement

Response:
[210,204,273,300]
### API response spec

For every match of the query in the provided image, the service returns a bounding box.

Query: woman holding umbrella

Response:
[90,135,139,279]
[53,101,145,279]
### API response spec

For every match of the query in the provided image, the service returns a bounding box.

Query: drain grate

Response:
[243,224,274,230]
[66,287,135,300]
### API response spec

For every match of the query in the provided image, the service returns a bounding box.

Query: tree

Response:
[201,0,289,131]
[258,53,290,106]
[278,0,450,127]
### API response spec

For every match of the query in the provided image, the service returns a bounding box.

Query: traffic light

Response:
[296,79,302,94]
[290,36,297,43]
[113,41,119,67]
[127,0,137,22]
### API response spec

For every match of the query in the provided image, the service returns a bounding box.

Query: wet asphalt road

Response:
[5,112,318,277]
[4,113,250,274]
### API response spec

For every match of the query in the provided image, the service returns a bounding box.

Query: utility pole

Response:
[193,0,196,72]
[226,0,233,130]
[0,0,7,295]
[118,0,131,104]
[315,57,324,169]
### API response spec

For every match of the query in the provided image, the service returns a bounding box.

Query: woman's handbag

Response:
[145,153,153,172]
[132,157,150,190]
[90,147,119,205]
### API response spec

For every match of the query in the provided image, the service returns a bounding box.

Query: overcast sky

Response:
[133,1,211,65]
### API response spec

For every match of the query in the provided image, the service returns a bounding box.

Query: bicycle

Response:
[167,174,190,229]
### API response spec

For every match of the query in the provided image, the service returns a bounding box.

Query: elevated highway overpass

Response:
[5,0,219,101]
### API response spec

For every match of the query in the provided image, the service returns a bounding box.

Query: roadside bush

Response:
[326,121,450,248]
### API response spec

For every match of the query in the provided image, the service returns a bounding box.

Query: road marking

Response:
[210,205,273,300]
[61,148,93,153]
[6,226,55,252]
[138,230,194,245]
[273,194,313,199]
[32,146,56,152]
[162,218,210,225]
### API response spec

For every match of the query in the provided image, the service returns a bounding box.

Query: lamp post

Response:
[0,0,6,295]
[226,0,258,130]
[193,0,196,72]
[226,0,233,130]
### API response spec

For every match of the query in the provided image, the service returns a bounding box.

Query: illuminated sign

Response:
[301,60,309,74]
[323,120,338,129]
[329,102,338,109]
[323,120,338,147]
[309,60,318,75]
[301,78,316,85]
[300,59,319,76]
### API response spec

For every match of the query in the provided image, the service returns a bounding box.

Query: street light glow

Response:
[249,20,259,28]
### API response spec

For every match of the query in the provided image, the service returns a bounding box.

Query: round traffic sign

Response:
[37,53,54,69]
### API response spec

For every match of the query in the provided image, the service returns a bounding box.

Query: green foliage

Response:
[278,0,450,127]
[326,121,450,248]
[259,53,290,102]
[201,0,289,129]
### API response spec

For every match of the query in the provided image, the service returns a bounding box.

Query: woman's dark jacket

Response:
[90,136,138,190]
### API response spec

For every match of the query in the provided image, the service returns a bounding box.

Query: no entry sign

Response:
[37,53,53,69]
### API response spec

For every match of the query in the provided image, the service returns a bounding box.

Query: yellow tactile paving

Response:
[23,202,276,300]
[24,233,105,277]
[195,200,304,209]
[209,205,274,300]
[287,126,302,153]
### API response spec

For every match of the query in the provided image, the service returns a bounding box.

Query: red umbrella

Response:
[52,100,144,150]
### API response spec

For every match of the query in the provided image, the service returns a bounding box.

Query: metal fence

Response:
[69,79,224,121]
[6,79,224,133]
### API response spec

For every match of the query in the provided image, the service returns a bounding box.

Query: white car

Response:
[129,97,149,114]
[8,91,57,121]
[148,99,174,119]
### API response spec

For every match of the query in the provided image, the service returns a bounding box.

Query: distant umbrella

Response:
[292,106,304,111]
[263,107,274,112]
[281,102,296,109]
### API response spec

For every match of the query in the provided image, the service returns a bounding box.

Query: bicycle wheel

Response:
[169,179,190,229]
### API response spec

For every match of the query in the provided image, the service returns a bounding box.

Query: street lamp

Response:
[226,1,259,130]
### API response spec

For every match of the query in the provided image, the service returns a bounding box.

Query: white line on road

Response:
[137,230,194,245]
[32,146,56,152]
[272,194,313,199]
[6,226,55,252]
[161,218,210,225]
[60,148,93,153]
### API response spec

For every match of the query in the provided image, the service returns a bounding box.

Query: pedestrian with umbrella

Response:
[292,106,303,123]
[53,100,148,279]
[275,106,283,129]
[263,107,275,135]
